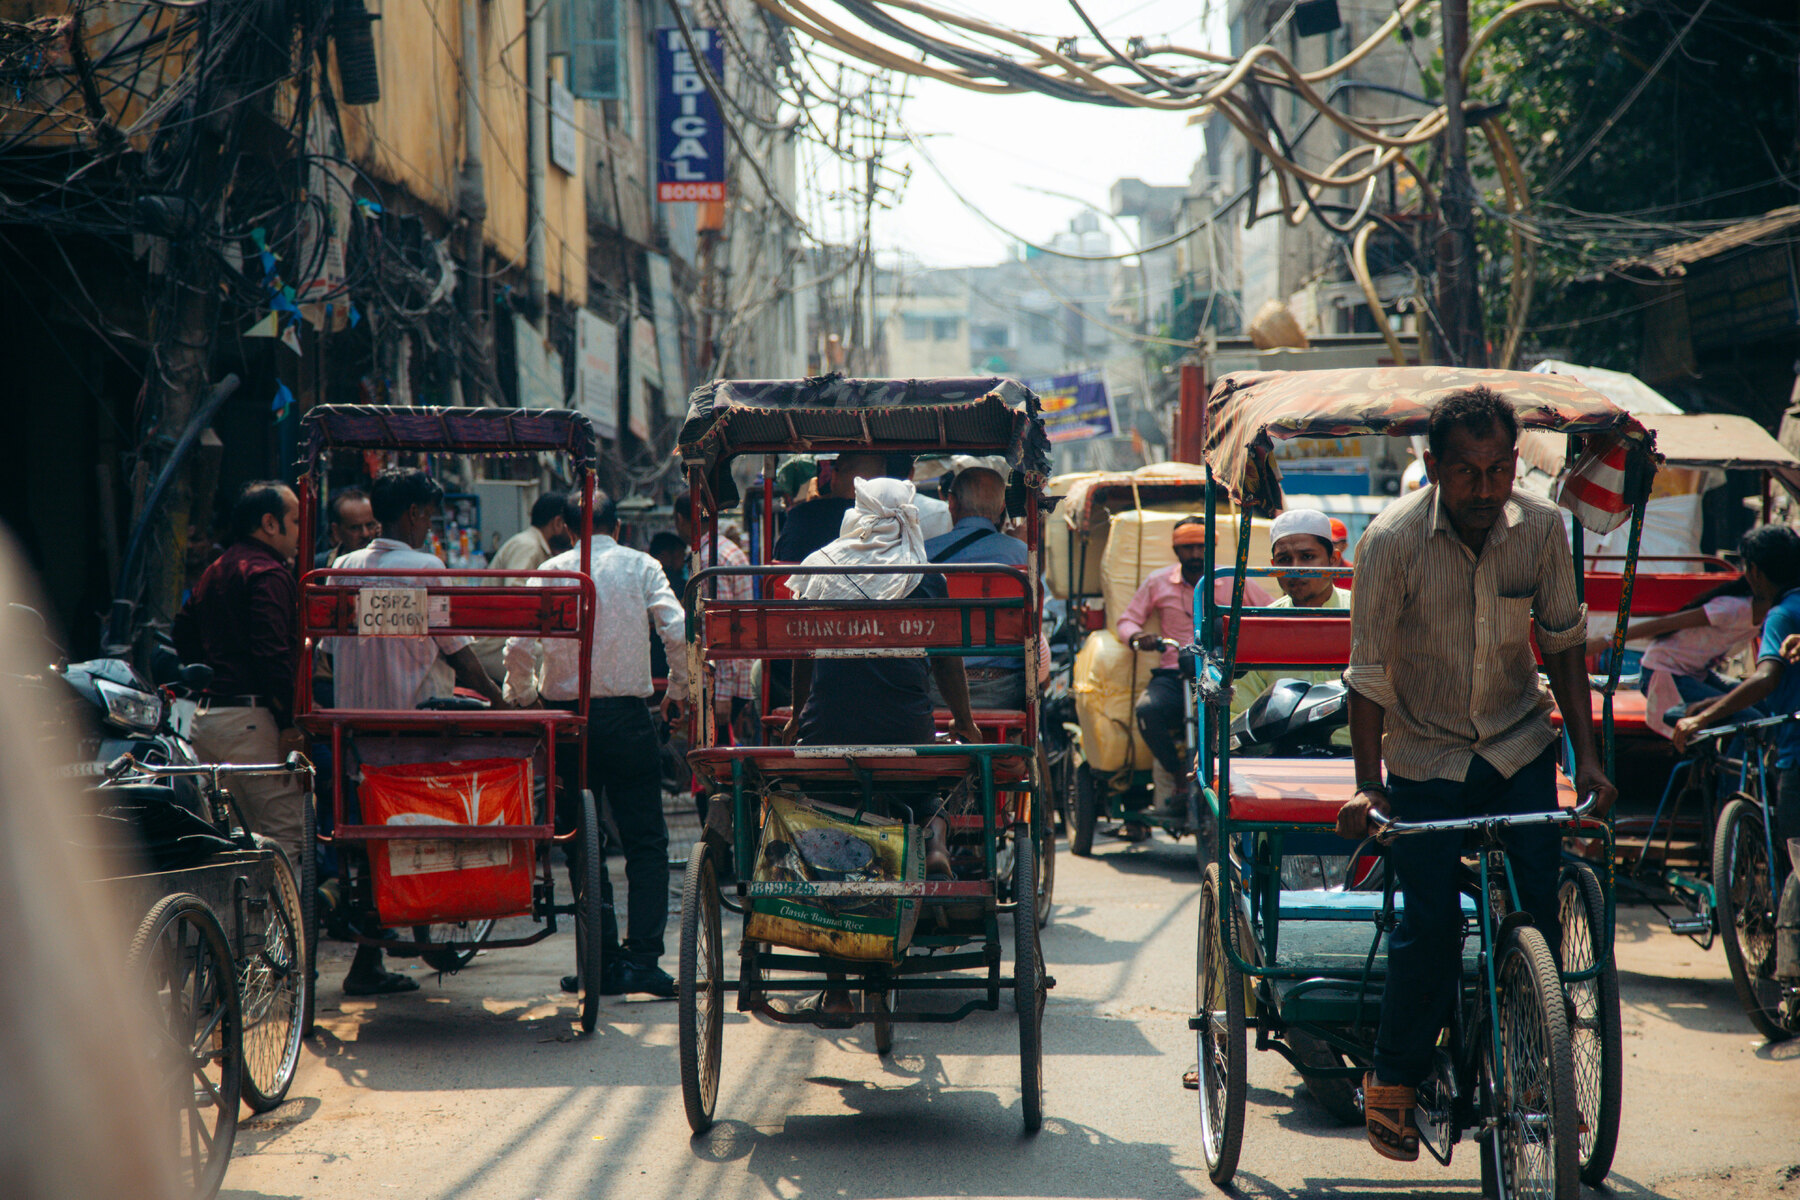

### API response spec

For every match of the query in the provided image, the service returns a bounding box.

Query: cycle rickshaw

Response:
[1047,464,1273,861]
[293,405,609,1030]
[1532,412,1800,1041]
[1191,367,1651,1198]
[671,375,1051,1134]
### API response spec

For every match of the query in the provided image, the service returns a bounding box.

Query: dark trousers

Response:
[1134,669,1187,777]
[1373,745,1562,1087]
[555,697,669,962]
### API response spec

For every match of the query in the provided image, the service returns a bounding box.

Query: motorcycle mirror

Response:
[6,602,65,660]
[180,662,215,690]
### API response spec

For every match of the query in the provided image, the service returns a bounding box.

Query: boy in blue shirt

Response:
[1672,524,1800,986]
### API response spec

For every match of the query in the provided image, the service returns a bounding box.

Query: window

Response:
[903,316,930,341]
[562,0,623,100]
[974,323,1009,350]
[932,317,960,340]
[1027,313,1054,343]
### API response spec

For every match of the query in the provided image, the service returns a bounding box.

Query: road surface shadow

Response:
[1615,967,1759,1036]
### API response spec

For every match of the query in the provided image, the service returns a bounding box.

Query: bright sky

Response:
[801,1,1224,268]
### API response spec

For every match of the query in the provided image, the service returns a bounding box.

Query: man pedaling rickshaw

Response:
[1333,388,1618,1162]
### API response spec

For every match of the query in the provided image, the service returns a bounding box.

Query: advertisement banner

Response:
[575,310,618,440]
[1028,369,1115,443]
[655,27,725,203]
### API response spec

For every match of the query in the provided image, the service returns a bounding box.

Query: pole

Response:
[525,0,548,323]
[456,0,489,403]
[1435,0,1487,368]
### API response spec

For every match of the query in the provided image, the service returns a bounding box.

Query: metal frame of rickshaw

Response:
[671,377,1051,1135]
[1190,368,1655,1194]
[290,405,608,1027]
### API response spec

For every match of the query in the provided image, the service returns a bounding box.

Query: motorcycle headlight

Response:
[94,678,162,734]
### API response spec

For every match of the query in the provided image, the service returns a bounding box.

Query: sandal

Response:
[1182,1065,1199,1090]
[1363,1073,1420,1162]
[781,990,857,1029]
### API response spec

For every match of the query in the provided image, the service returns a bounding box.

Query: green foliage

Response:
[1455,0,1798,367]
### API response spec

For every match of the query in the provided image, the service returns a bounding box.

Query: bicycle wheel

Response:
[1559,862,1621,1185]
[1071,763,1098,857]
[1014,828,1046,1133]
[678,843,724,1134]
[1034,792,1056,929]
[1195,862,1246,1185]
[1714,796,1792,1041]
[128,893,242,1200]
[241,838,308,1114]
[412,919,497,973]
[1491,923,1579,1200]
[574,789,606,1034]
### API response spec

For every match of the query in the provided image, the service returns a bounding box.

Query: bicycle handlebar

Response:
[102,751,315,783]
[1367,791,1601,841]
[1685,709,1800,746]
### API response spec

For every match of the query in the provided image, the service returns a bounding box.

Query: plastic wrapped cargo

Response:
[1100,510,1274,634]
[1072,629,1163,773]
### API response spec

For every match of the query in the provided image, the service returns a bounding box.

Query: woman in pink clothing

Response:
[1588,577,1763,738]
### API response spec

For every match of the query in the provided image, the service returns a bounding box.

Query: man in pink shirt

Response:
[1116,517,1269,814]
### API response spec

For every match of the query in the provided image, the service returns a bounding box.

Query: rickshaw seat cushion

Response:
[1224,757,1579,824]
[764,706,1032,734]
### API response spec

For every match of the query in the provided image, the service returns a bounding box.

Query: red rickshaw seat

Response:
[1223,758,1580,825]
[1548,688,1649,735]
[688,745,1030,787]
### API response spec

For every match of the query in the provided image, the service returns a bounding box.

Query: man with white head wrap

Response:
[1229,508,1353,746]
[783,477,982,749]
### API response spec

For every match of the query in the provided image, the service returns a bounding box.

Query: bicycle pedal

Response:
[1666,916,1710,936]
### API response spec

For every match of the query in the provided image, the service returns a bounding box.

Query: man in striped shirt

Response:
[1335,387,1617,1162]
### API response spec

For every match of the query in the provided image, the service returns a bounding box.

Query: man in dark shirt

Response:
[772,452,908,562]
[313,487,379,569]
[174,481,307,864]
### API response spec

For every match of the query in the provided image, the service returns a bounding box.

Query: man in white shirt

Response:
[505,491,688,997]
[325,468,505,995]
[329,468,506,712]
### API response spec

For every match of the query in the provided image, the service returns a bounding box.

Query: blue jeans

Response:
[1373,745,1562,1087]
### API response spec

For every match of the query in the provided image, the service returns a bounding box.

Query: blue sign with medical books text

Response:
[656,27,725,202]
[1027,369,1115,443]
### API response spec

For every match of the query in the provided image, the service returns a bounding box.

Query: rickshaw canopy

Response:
[1053,462,1211,533]
[677,374,1050,502]
[299,404,597,469]
[1521,410,1800,497]
[1204,366,1659,532]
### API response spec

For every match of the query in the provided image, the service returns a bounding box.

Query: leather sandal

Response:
[1363,1073,1420,1162]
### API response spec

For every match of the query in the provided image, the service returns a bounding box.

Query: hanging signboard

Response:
[655,27,725,202]
[1027,369,1115,443]
[549,78,578,175]
[575,310,618,440]
[514,313,565,409]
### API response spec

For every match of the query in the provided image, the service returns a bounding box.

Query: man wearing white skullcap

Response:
[1230,507,1352,743]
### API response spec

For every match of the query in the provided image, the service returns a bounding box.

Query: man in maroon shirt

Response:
[174,481,306,863]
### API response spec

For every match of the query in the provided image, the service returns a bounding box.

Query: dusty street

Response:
[223,835,1800,1200]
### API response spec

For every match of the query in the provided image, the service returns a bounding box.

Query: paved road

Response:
[223,834,1799,1200]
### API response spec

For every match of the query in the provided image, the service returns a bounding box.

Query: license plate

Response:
[354,587,447,635]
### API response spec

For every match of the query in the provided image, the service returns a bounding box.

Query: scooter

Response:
[1229,676,1350,758]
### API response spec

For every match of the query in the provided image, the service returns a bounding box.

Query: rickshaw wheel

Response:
[128,893,242,1200]
[1491,924,1579,1200]
[412,919,497,973]
[1071,764,1099,858]
[1558,863,1621,1184]
[1714,796,1794,1042]
[1013,827,1046,1133]
[1029,756,1055,928]
[299,794,317,1038]
[1196,863,1246,1185]
[574,789,606,1034]
[678,843,724,1133]
[241,837,308,1114]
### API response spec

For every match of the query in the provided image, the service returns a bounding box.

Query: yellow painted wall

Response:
[338,0,588,305]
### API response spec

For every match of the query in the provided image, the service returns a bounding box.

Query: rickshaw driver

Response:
[1334,388,1616,1163]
